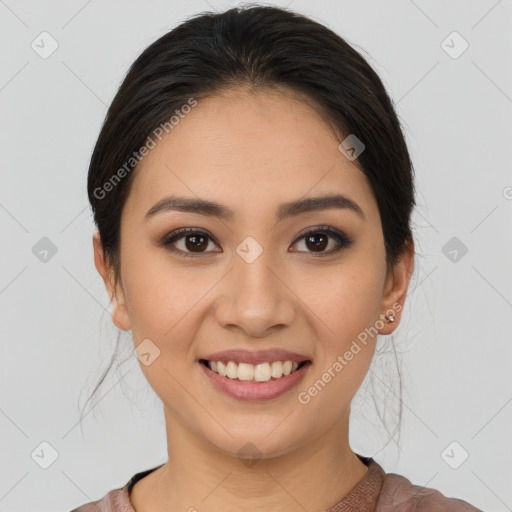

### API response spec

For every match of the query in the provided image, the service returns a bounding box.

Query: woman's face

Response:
[95,86,411,459]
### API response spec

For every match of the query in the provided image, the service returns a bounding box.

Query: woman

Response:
[71,5,482,511]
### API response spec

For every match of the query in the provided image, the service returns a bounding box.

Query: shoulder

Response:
[69,487,132,512]
[376,467,483,512]
[68,464,163,512]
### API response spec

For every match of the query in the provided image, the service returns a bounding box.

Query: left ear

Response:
[378,238,415,335]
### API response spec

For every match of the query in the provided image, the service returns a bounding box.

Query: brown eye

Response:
[183,233,209,252]
[161,228,220,258]
[304,232,328,252]
[290,226,353,256]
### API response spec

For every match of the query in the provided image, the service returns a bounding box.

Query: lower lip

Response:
[199,361,311,401]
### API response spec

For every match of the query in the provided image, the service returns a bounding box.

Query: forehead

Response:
[123,87,378,224]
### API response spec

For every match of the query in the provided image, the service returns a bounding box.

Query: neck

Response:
[131,407,369,512]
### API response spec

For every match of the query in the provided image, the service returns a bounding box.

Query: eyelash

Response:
[159,226,353,259]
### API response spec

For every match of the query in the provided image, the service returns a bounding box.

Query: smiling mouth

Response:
[199,359,310,383]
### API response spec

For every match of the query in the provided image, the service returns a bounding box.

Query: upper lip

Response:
[201,349,311,365]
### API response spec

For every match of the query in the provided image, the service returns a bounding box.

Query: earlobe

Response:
[92,230,131,331]
[110,296,132,332]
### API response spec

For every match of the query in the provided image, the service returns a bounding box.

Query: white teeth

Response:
[217,361,227,377]
[283,360,293,376]
[207,360,304,382]
[254,362,271,382]
[271,361,283,378]
[237,363,254,381]
[226,361,238,379]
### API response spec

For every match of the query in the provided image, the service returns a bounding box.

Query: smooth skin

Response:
[93,85,414,512]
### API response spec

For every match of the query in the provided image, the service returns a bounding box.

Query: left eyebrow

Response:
[144,193,366,222]
[277,194,366,222]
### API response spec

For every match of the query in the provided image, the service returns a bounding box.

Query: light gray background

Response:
[1,0,511,511]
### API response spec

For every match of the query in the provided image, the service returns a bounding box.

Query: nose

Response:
[213,248,296,338]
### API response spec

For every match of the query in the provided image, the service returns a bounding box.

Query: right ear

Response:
[92,230,131,331]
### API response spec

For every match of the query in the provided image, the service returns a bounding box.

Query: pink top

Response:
[69,454,483,511]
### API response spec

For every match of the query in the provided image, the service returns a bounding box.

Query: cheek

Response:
[120,245,224,387]
[120,242,200,335]
[120,254,203,397]
[293,265,383,415]
[324,273,383,341]
[292,255,385,399]
[294,256,384,342]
